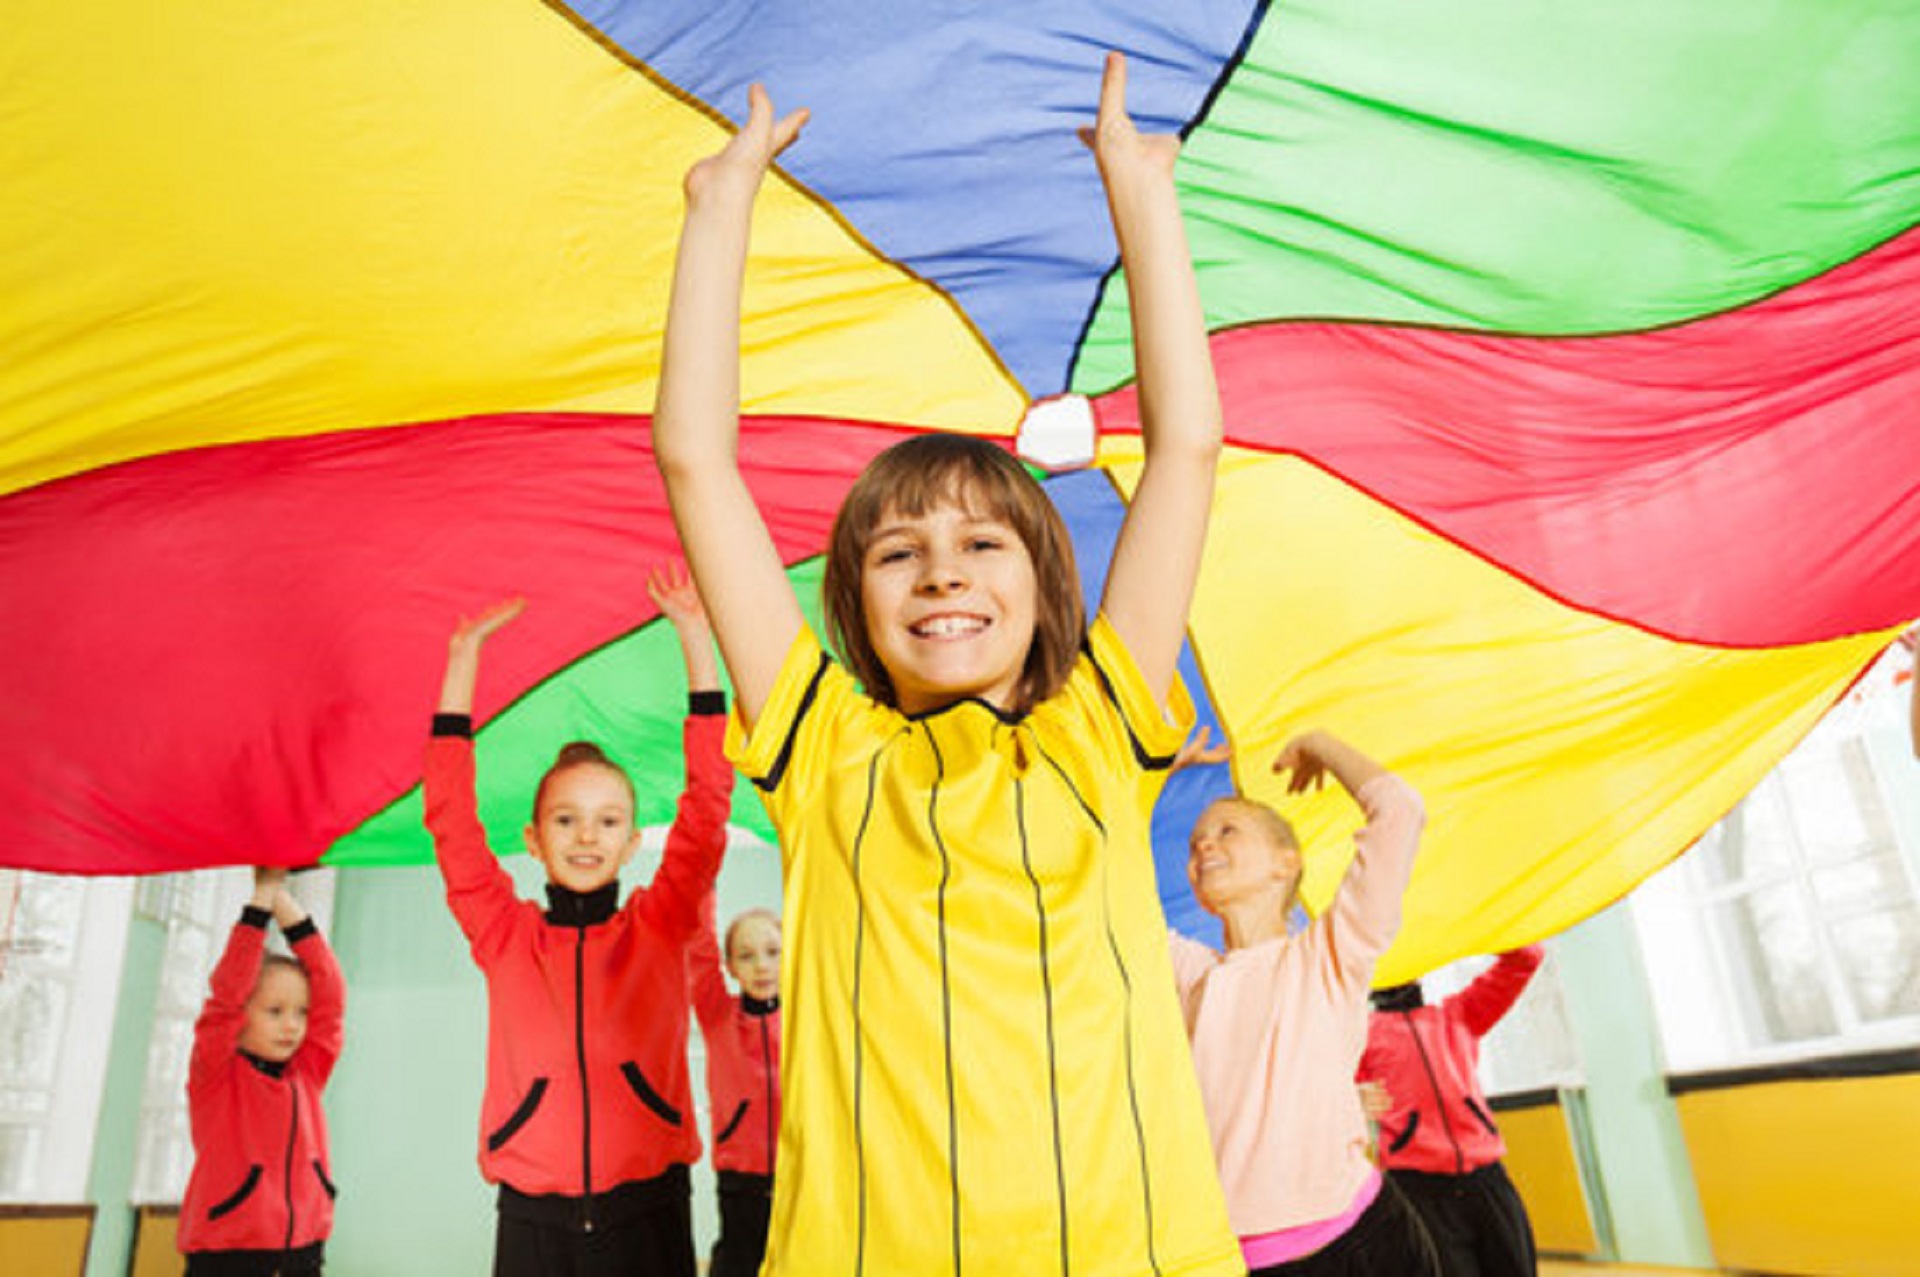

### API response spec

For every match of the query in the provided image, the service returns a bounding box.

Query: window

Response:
[1633,644,1920,1072]
[0,870,133,1202]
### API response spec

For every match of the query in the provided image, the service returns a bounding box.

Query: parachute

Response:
[4,0,1917,980]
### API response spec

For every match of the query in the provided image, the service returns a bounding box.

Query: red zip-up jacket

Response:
[423,697,730,1201]
[179,909,344,1256]
[688,899,781,1177]
[1357,945,1545,1175]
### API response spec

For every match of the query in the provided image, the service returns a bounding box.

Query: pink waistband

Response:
[1239,1169,1382,1268]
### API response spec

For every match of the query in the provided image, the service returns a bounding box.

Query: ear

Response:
[613,828,644,870]
[522,823,544,862]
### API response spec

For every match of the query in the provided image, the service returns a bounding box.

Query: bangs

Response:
[841,437,1038,556]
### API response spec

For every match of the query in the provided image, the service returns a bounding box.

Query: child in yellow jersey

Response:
[651,52,1240,1277]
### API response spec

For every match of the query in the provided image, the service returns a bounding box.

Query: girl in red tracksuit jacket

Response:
[425,568,731,1277]
[180,866,344,1277]
[1357,944,1546,1277]
[688,898,781,1277]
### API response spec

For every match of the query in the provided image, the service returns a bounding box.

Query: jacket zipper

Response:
[282,1076,300,1252]
[576,924,594,1232]
[1403,1010,1464,1174]
[760,1013,776,1173]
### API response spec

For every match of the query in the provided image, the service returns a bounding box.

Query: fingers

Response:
[1097,50,1128,127]
[743,84,808,161]
[452,597,526,645]
[770,106,811,156]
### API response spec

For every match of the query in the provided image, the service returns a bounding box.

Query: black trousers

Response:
[184,1242,324,1276]
[1250,1178,1442,1277]
[493,1166,695,1277]
[1390,1162,1537,1277]
[709,1170,773,1277]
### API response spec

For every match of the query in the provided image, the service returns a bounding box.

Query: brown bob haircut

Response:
[821,434,1085,713]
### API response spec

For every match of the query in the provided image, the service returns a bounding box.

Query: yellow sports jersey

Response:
[729,616,1241,1277]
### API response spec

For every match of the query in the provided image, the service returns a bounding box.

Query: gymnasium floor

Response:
[1541,1263,1721,1276]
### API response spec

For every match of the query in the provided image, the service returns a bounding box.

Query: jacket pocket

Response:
[714,1099,750,1145]
[1465,1096,1500,1136]
[1385,1111,1421,1154]
[487,1077,550,1152]
[620,1061,682,1127]
[313,1158,338,1200]
[208,1164,263,1220]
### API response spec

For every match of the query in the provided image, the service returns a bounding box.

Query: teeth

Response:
[913,615,986,638]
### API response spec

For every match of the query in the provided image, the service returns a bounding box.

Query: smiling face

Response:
[859,499,1039,716]
[725,912,783,1002]
[523,762,642,894]
[822,434,1084,714]
[238,962,311,1063]
[1186,798,1302,917]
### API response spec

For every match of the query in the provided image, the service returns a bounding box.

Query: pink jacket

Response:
[1357,944,1545,1174]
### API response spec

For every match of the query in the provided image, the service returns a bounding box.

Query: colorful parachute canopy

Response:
[4,0,1917,981]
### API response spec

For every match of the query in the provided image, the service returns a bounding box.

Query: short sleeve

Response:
[726,628,836,795]
[1083,614,1194,766]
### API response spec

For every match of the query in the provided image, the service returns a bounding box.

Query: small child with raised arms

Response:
[687,899,782,1277]
[424,566,730,1276]
[179,866,344,1276]
[652,51,1240,1277]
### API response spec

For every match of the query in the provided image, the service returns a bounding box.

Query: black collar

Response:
[742,993,780,1018]
[545,882,619,927]
[1371,983,1426,1013]
[241,1049,288,1079]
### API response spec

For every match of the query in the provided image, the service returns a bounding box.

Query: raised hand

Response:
[684,83,810,208]
[1273,733,1332,796]
[1170,724,1233,776]
[647,562,708,629]
[440,598,526,716]
[449,598,526,654]
[1272,730,1387,800]
[649,561,721,694]
[1078,52,1180,186]
[251,865,289,908]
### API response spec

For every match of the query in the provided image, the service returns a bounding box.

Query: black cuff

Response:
[283,918,318,943]
[240,905,272,930]
[432,712,474,738]
[689,690,727,717]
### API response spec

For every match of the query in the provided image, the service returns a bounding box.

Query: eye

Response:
[965,534,1004,552]
[874,544,913,565]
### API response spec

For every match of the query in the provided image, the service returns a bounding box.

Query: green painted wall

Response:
[323,841,782,1275]
[1553,904,1717,1267]
[82,911,164,1277]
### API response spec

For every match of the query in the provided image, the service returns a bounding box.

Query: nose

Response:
[915,547,964,594]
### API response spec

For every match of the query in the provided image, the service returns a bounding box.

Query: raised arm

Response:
[190,868,280,1090]
[276,884,347,1085]
[1084,52,1222,704]
[639,563,733,938]
[1449,944,1545,1039]
[425,600,528,957]
[653,87,810,728]
[687,891,736,1034]
[1278,731,1423,980]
